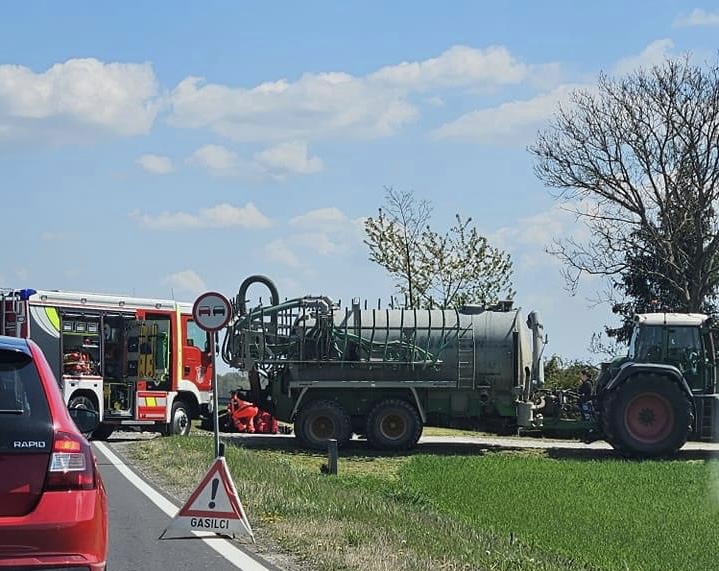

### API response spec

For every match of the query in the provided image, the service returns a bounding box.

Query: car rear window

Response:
[0,347,52,451]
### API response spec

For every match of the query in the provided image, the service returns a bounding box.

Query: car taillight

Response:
[44,431,95,491]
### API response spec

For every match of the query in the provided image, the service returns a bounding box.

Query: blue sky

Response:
[2,1,718,364]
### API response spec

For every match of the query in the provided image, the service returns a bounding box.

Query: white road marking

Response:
[94,442,273,571]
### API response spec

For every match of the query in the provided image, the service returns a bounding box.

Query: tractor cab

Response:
[627,313,717,393]
[592,312,719,455]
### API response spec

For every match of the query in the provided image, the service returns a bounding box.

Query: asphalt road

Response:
[92,443,275,571]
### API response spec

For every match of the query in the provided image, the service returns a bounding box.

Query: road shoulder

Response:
[101,435,310,571]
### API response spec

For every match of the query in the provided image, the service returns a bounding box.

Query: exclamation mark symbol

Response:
[208,478,219,509]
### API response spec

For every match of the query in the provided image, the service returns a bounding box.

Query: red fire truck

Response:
[1,287,215,439]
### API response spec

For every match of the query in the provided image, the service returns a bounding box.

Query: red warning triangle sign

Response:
[160,457,253,540]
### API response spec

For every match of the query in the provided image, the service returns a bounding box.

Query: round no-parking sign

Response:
[192,291,232,332]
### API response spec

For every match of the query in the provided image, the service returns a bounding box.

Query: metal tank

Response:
[222,276,545,405]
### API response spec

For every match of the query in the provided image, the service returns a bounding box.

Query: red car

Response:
[0,335,108,570]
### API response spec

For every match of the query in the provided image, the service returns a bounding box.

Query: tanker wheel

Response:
[603,375,690,458]
[366,399,422,451]
[294,400,352,450]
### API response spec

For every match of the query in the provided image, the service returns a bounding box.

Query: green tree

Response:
[530,55,719,337]
[364,187,514,309]
[543,354,597,391]
[608,207,718,342]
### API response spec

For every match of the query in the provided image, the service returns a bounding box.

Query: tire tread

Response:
[366,398,422,451]
[294,400,351,450]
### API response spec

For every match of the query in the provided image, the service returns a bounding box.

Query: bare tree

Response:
[364,187,514,309]
[364,187,432,308]
[530,55,719,320]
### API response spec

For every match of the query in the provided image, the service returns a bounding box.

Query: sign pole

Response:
[211,332,221,458]
[191,291,232,461]
[163,290,253,542]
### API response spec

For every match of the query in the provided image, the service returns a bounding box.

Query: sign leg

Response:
[212,333,221,458]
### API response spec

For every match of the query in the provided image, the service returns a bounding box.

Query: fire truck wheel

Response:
[91,424,114,441]
[167,400,192,437]
[294,400,351,450]
[366,399,422,451]
[603,374,691,458]
[68,394,98,437]
[69,394,96,413]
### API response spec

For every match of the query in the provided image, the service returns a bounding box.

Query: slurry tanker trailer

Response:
[222,275,719,458]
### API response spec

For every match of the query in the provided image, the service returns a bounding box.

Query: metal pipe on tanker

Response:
[516,401,534,427]
[527,311,546,393]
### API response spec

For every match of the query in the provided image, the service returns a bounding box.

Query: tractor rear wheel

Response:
[294,400,352,450]
[366,399,422,451]
[602,375,691,458]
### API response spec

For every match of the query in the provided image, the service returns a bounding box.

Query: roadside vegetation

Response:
[124,435,718,571]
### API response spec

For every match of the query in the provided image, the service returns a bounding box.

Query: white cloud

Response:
[292,233,342,255]
[255,141,323,175]
[169,73,418,143]
[433,83,579,145]
[190,145,239,171]
[168,45,540,143]
[432,38,675,146]
[290,207,350,229]
[674,8,719,27]
[369,45,527,91]
[264,207,362,270]
[264,231,357,269]
[163,270,206,294]
[527,62,567,91]
[492,205,570,252]
[130,202,272,230]
[188,142,323,180]
[137,154,174,174]
[0,46,551,149]
[0,58,160,143]
[287,207,366,257]
[490,202,596,268]
[613,39,674,75]
[39,231,71,241]
[187,144,242,173]
[264,239,301,267]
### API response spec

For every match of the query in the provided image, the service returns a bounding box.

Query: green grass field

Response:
[126,436,719,571]
[401,454,719,571]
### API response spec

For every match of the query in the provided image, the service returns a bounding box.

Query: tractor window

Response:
[629,325,664,361]
[666,327,701,370]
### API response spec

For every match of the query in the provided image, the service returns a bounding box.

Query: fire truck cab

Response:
[1,287,214,439]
